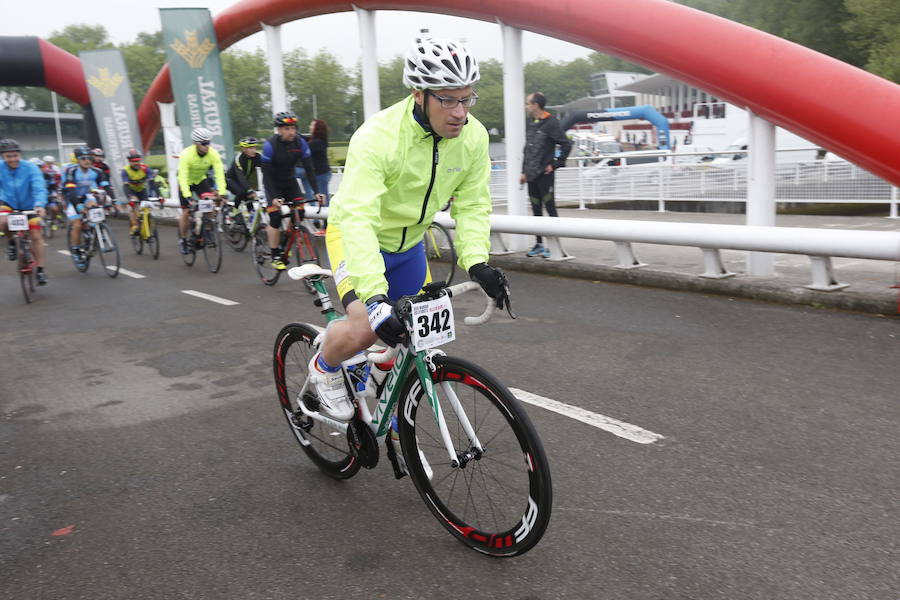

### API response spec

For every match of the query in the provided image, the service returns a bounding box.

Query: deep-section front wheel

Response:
[97,223,120,277]
[273,323,360,479]
[424,222,457,285]
[398,355,552,557]
[202,217,223,273]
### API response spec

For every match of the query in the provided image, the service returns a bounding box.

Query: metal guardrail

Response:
[290,206,900,293]
[330,152,900,216]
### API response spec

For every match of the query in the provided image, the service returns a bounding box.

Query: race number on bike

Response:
[7,214,28,231]
[411,296,455,351]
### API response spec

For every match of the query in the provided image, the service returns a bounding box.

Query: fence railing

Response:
[329,151,899,215]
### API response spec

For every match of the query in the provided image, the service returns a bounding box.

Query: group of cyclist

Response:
[2,35,514,425]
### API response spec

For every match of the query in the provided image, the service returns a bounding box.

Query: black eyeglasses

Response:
[428,91,478,109]
[196,141,210,146]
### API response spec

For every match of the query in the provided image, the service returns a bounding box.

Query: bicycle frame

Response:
[292,271,489,469]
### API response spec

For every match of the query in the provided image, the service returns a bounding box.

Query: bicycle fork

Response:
[411,352,485,469]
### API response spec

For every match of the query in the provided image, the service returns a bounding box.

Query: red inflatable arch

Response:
[138,0,900,185]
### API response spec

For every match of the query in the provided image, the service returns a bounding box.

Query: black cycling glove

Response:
[366,295,408,347]
[468,263,509,309]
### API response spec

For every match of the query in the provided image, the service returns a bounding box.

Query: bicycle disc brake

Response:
[347,418,379,469]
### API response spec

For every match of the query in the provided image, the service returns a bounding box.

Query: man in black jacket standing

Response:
[519,92,572,258]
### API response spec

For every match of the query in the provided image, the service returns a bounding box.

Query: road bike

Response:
[129,197,160,259]
[5,209,39,303]
[251,198,319,287]
[273,265,552,557]
[67,202,120,277]
[424,221,457,285]
[182,193,223,273]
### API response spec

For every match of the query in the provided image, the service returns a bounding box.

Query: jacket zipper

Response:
[397,136,439,252]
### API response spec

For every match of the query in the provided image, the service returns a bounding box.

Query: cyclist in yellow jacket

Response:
[176,127,226,254]
[307,35,509,421]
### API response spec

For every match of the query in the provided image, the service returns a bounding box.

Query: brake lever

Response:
[496,268,517,319]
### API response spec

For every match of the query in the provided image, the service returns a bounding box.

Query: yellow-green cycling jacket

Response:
[331,95,492,303]
[177,144,226,198]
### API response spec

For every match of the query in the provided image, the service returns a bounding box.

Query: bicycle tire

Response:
[251,228,280,285]
[227,212,249,252]
[182,218,197,267]
[131,227,144,254]
[16,237,34,304]
[398,355,552,557]
[424,222,457,286]
[273,323,360,479]
[148,225,160,259]
[202,216,223,273]
[97,223,120,278]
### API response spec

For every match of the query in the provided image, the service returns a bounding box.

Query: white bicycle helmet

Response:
[191,127,213,143]
[42,155,56,163]
[402,36,480,90]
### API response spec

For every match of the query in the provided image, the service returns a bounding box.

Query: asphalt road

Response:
[2,219,898,599]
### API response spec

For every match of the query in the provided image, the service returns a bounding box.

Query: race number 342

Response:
[411,297,456,351]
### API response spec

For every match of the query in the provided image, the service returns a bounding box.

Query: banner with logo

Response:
[160,8,233,163]
[80,49,143,197]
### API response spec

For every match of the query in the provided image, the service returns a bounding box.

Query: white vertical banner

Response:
[158,102,182,208]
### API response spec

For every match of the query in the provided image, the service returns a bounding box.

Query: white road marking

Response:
[510,388,664,444]
[181,290,239,306]
[107,266,145,278]
[58,250,71,256]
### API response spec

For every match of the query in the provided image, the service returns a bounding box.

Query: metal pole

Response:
[500,21,527,251]
[746,110,776,276]
[891,186,898,219]
[261,23,287,114]
[312,94,317,120]
[355,6,381,120]
[51,91,64,162]
[578,158,585,210]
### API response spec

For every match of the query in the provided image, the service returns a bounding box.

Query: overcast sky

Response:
[1,0,595,66]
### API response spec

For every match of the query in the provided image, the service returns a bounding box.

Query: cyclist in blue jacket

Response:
[0,139,49,284]
[63,146,109,266]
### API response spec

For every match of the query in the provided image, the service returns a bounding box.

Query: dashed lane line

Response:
[57,250,146,279]
[181,290,240,306]
[510,388,665,445]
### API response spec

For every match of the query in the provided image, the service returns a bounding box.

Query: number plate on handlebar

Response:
[7,214,28,231]
[197,198,214,213]
[411,296,456,351]
[88,207,105,223]
[140,200,153,209]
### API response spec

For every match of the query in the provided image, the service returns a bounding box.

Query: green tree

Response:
[284,48,355,139]
[469,59,504,138]
[221,48,271,139]
[677,0,866,66]
[844,0,900,82]
[121,31,166,105]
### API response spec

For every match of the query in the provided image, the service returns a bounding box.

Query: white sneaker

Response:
[307,353,355,421]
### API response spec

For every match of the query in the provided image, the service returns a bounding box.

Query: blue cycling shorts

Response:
[326,224,432,307]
